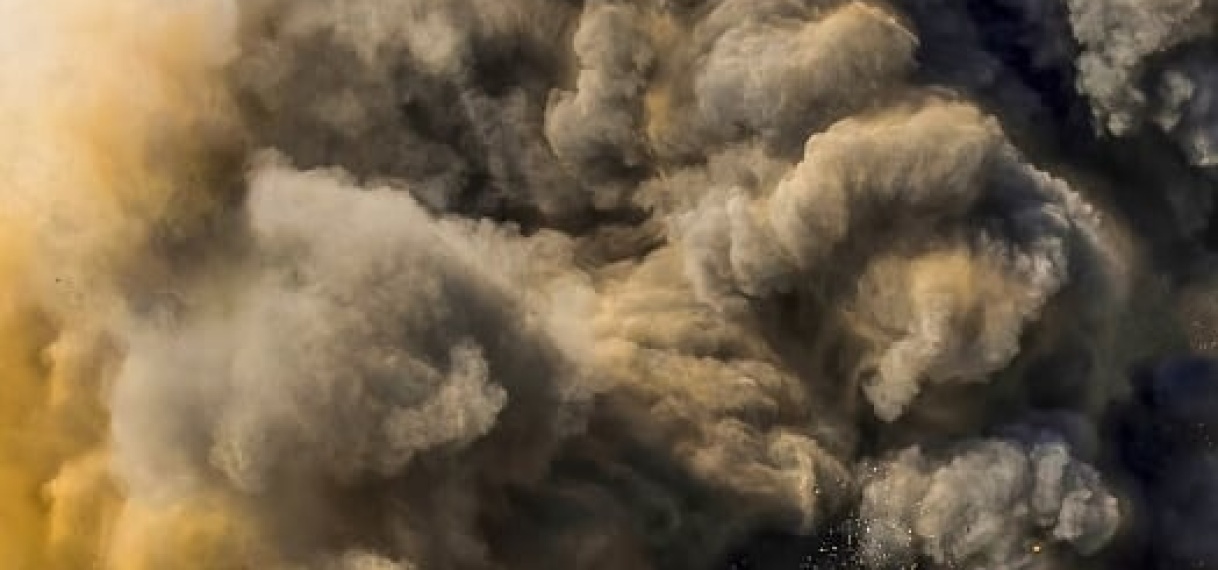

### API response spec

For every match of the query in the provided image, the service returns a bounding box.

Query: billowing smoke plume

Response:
[4,1,1218,569]
[858,438,1118,568]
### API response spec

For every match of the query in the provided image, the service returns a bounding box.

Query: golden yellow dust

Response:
[0,0,256,568]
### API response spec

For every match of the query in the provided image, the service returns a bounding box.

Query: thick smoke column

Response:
[4,0,1218,569]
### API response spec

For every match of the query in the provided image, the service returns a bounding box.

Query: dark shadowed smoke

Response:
[107,0,1218,569]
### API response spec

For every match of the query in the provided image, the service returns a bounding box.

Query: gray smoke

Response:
[29,0,1218,569]
[114,159,590,568]
[858,439,1119,569]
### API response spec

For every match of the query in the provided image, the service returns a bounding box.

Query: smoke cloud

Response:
[4,0,1218,569]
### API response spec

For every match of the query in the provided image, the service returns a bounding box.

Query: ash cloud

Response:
[858,438,1119,568]
[113,160,588,568]
[7,1,1218,569]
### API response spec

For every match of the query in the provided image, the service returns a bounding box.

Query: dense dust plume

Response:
[4,1,1218,569]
